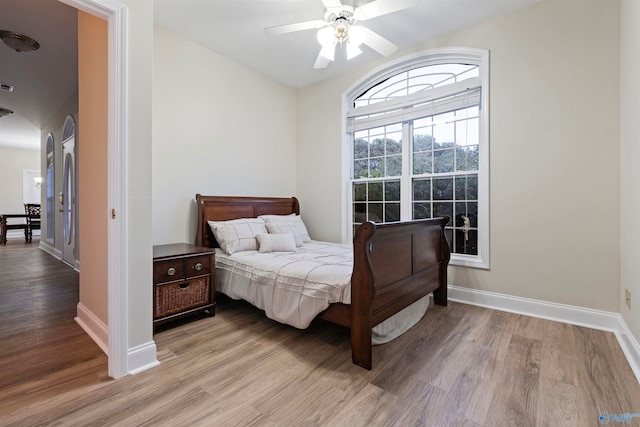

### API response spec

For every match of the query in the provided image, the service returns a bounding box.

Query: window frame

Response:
[341,47,490,269]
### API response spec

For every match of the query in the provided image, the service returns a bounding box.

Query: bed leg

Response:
[351,318,372,370]
[433,286,448,306]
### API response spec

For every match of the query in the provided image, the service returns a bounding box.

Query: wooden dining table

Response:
[0,214,30,244]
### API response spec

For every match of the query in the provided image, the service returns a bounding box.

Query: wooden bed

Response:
[195,194,450,370]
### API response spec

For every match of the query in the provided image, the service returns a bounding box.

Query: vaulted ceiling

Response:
[0,0,540,150]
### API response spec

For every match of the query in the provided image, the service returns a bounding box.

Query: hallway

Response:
[0,238,108,416]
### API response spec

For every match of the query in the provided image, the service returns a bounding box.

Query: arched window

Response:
[46,133,55,243]
[344,48,489,268]
[62,115,75,141]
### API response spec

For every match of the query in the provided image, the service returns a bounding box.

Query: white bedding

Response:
[215,241,429,342]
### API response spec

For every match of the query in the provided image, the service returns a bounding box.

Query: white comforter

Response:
[215,241,353,329]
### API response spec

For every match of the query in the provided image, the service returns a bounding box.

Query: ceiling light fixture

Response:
[0,107,14,118]
[0,30,40,52]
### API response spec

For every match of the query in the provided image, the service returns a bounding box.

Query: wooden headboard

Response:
[195,194,300,248]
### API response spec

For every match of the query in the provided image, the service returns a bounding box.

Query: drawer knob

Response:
[167,267,176,276]
[195,263,203,271]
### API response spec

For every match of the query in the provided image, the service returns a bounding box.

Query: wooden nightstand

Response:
[153,243,215,329]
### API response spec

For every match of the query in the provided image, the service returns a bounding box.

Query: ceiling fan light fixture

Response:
[0,107,14,118]
[317,26,335,48]
[0,30,40,52]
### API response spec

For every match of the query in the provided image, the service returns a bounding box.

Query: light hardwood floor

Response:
[1,239,639,426]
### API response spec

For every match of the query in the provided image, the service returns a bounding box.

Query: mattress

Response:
[215,241,428,342]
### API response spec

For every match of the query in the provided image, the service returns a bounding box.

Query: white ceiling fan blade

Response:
[321,0,343,9]
[354,0,418,21]
[314,44,334,69]
[264,20,326,36]
[361,27,398,57]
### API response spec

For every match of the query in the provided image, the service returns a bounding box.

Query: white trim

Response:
[39,240,62,260]
[59,0,134,379]
[127,342,160,375]
[75,302,108,355]
[449,285,640,383]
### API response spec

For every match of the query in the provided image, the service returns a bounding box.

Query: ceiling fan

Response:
[264,0,417,69]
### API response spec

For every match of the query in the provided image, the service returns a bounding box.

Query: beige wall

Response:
[152,26,297,245]
[124,0,154,351]
[620,0,640,342]
[0,146,40,213]
[296,0,620,312]
[78,10,108,324]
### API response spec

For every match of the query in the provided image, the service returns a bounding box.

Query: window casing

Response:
[343,48,489,268]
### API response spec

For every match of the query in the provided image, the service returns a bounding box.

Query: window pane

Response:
[433,178,453,200]
[413,202,431,219]
[456,145,479,172]
[413,152,432,174]
[368,203,383,223]
[371,139,385,156]
[455,202,478,227]
[413,132,433,152]
[433,148,455,173]
[455,229,477,255]
[455,174,478,200]
[353,182,366,201]
[354,203,366,223]
[354,138,368,159]
[385,180,400,201]
[433,202,453,222]
[386,138,402,154]
[413,179,431,200]
[385,203,400,222]
[368,182,383,201]
[456,117,479,147]
[354,159,368,179]
[386,155,402,176]
[370,159,383,177]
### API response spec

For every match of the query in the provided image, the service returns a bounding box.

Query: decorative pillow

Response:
[207,218,267,254]
[256,233,297,253]
[259,214,311,243]
[265,221,303,247]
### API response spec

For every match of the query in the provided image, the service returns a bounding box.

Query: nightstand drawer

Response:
[185,255,211,279]
[154,277,210,319]
[154,259,185,284]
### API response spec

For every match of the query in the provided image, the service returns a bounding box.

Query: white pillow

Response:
[208,218,267,254]
[265,221,303,247]
[259,214,311,243]
[256,233,297,253]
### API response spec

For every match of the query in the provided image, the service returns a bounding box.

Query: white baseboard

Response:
[39,241,62,259]
[75,302,108,355]
[127,342,160,375]
[448,285,640,384]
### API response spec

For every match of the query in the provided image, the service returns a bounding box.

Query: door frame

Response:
[60,0,129,379]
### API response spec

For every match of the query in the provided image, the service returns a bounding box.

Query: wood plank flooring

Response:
[1,238,639,426]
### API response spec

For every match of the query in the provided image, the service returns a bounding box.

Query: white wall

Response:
[620,0,640,343]
[0,146,40,213]
[152,25,297,245]
[297,0,620,312]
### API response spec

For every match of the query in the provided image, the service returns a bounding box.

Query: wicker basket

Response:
[155,277,209,318]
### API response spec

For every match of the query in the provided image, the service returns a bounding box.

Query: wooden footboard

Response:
[195,194,450,370]
[319,218,450,369]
